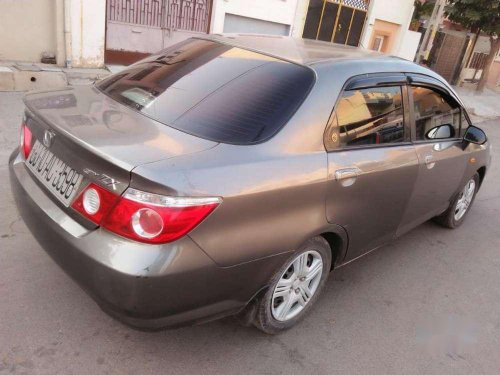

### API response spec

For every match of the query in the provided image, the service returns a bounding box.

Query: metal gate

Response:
[302,0,369,46]
[428,31,469,84]
[106,0,212,63]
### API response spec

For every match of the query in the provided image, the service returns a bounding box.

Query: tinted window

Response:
[97,39,315,145]
[411,86,461,141]
[334,86,405,147]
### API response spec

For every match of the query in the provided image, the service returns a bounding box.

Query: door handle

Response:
[334,167,361,187]
[424,155,436,169]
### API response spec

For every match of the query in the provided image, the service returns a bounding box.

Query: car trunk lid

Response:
[24,85,218,172]
[22,86,218,223]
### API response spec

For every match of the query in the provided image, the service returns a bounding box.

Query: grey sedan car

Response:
[9,35,491,334]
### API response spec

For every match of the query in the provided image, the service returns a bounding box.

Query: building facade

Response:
[0,0,420,68]
[414,1,500,90]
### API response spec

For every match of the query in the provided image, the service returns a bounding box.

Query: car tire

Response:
[434,173,480,229]
[252,236,332,334]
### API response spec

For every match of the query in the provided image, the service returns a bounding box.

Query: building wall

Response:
[211,0,300,36]
[291,0,309,38]
[368,20,400,53]
[223,14,290,35]
[0,0,57,62]
[69,0,106,68]
[361,0,417,58]
[487,60,500,90]
[399,30,422,61]
[0,0,105,67]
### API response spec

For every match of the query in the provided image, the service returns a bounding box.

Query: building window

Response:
[468,52,488,69]
[372,35,385,51]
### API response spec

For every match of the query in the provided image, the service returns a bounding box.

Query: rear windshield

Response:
[96,39,315,144]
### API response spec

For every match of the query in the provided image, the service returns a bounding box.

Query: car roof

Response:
[201,33,411,68]
[198,34,460,104]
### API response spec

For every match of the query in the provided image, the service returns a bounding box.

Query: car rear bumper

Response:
[9,150,286,329]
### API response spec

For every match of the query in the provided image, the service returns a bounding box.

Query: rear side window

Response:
[96,39,315,145]
[330,86,405,148]
[411,86,461,141]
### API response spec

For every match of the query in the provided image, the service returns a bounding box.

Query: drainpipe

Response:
[55,0,65,66]
[64,0,73,68]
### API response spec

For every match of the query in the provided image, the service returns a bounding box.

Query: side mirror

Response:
[426,124,455,140]
[464,126,487,145]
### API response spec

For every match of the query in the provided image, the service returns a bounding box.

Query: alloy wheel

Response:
[454,178,476,221]
[271,250,323,322]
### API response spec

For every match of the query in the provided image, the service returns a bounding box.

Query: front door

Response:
[398,84,468,235]
[325,81,419,260]
[106,0,212,63]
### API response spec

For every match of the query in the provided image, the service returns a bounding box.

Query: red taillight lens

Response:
[71,185,221,244]
[101,189,221,244]
[71,183,120,223]
[20,122,33,159]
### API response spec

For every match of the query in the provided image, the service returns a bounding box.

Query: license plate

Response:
[25,140,83,206]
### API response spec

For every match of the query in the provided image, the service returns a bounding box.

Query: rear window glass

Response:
[96,39,315,144]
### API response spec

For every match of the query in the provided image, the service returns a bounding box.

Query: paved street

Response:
[1,91,499,375]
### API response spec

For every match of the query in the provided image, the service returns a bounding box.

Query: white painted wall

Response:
[0,0,56,62]
[211,0,299,35]
[69,0,106,68]
[0,0,105,67]
[361,0,415,56]
[398,30,421,61]
[291,0,309,38]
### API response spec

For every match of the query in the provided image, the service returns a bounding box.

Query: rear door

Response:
[397,78,469,235]
[324,75,419,261]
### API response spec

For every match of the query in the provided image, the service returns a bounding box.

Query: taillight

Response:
[20,122,33,159]
[71,183,120,223]
[72,185,221,244]
[101,188,221,244]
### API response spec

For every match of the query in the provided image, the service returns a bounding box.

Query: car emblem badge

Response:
[83,168,120,189]
[43,130,55,148]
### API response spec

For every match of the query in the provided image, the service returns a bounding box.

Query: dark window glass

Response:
[336,86,405,147]
[333,6,353,44]
[317,2,339,42]
[411,86,461,141]
[346,10,367,46]
[302,0,324,40]
[96,39,315,145]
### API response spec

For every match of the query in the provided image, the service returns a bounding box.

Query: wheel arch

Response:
[477,166,487,187]
[308,224,349,269]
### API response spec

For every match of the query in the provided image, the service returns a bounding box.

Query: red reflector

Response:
[132,208,164,238]
[71,183,120,224]
[21,122,33,159]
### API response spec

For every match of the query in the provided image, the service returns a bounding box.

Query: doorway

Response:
[302,0,369,46]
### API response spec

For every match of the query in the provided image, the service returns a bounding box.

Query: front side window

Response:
[330,86,405,148]
[411,86,461,141]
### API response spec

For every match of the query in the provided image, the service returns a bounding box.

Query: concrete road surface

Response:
[1,92,499,375]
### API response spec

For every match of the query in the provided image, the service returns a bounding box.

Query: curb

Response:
[0,63,111,92]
